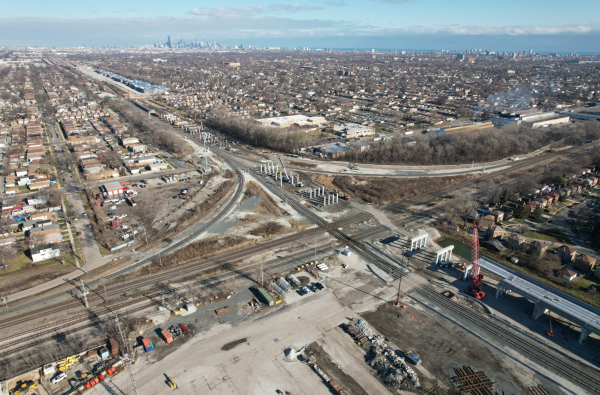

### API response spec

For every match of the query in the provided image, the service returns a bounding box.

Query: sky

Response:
[1,0,600,53]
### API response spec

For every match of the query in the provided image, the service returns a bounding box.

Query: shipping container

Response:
[161,329,174,344]
[215,306,233,315]
[108,338,119,356]
[257,288,275,306]
[405,350,422,365]
[179,324,190,335]
[142,337,153,352]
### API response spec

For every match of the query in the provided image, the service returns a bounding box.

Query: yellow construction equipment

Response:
[57,356,80,371]
[165,374,177,389]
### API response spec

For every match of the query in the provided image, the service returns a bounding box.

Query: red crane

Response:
[468,223,485,299]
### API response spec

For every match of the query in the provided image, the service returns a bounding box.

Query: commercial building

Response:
[103,181,125,196]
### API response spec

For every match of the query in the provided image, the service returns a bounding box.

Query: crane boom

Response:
[277,155,289,180]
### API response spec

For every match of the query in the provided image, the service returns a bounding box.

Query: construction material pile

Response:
[384,350,420,388]
[167,324,185,340]
[355,319,374,337]
[342,319,420,390]
[288,274,302,287]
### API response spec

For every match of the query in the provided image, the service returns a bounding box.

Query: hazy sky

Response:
[2,0,599,52]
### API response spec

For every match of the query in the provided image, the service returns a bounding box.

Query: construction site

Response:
[2,127,600,395]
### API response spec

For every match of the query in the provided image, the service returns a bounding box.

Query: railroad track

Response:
[0,214,379,332]
[412,285,600,394]
[217,148,600,394]
[0,228,387,352]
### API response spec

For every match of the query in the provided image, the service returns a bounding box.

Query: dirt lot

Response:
[0,253,78,295]
[82,169,233,249]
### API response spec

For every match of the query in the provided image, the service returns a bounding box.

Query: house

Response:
[557,268,577,282]
[130,144,147,153]
[479,215,495,231]
[508,194,522,204]
[148,161,168,171]
[28,224,61,237]
[508,234,526,249]
[594,266,600,280]
[28,180,50,191]
[103,181,125,196]
[540,194,555,204]
[486,239,505,252]
[574,255,597,272]
[30,243,61,262]
[477,206,493,215]
[529,241,549,258]
[547,192,560,202]
[533,197,548,208]
[557,245,577,262]
[487,226,505,239]
[14,168,28,177]
[489,210,504,223]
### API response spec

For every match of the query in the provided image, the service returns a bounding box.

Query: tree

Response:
[555,176,567,186]
[533,205,543,221]
[500,189,509,205]
[452,195,478,230]
[516,205,531,219]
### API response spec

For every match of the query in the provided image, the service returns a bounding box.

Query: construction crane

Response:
[277,155,290,182]
[467,223,485,299]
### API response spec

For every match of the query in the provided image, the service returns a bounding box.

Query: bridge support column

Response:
[495,286,504,298]
[532,303,548,320]
[579,328,589,344]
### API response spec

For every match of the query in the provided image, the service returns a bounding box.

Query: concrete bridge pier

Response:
[579,328,589,343]
[532,303,549,320]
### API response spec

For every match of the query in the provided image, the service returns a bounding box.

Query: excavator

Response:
[349,162,359,170]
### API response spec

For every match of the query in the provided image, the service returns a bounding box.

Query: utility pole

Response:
[159,251,162,266]
[1,296,8,315]
[101,279,107,301]
[80,279,89,308]
[314,238,317,262]
[260,255,264,287]
[115,313,138,395]
[396,271,403,304]
[144,229,148,246]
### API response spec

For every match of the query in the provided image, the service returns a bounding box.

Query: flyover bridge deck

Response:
[478,256,600,341]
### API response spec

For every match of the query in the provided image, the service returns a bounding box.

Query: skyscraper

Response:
[167,35,172,49]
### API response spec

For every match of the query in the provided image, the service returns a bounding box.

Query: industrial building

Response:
[332,122,376,138]
[492,110,570,128]
[94,69,168,94]
[255,114,327,128]
[562,104,600,121]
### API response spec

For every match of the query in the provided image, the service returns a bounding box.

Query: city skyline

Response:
[0,0,599,52]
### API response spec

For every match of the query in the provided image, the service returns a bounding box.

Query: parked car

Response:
[51,372,67,384]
